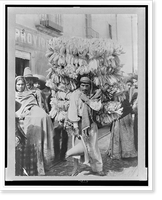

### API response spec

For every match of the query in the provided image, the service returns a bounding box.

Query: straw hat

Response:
[23,67,38,81]
[33,74,46,83]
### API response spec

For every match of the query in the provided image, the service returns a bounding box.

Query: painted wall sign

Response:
[15,26,52,50]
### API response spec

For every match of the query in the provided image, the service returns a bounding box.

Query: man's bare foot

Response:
[96,171,106,176]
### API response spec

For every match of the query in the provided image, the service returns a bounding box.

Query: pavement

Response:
[46,126,138,179]
[77,134,138,179]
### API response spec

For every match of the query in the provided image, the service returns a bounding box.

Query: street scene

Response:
[13,8,139,179]
[46,126,138,178]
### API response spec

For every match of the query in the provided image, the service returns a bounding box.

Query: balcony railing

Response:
[40,19,63,32]
[36,14,63,37]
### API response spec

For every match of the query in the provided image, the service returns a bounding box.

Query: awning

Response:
[15,50,31,60]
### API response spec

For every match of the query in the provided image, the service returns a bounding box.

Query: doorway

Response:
[15,58,29,77]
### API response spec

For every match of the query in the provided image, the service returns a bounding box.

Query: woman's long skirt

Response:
[20,106,54,176]
[108,114,137,159]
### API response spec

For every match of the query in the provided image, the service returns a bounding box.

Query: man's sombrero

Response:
[23,67,38,82]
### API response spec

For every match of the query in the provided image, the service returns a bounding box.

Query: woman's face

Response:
[16,80,25,92]
[80,83,90,94]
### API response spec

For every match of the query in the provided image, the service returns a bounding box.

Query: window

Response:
[108,24,112,39]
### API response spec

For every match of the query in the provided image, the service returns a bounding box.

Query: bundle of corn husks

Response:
[96,101,123,125]
[46,37,126,126]
[46,37,124,91]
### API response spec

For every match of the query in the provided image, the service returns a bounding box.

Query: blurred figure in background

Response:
[129,76,138,104]
[33,74,50,113]
[126,79,133,103]
[48,82,70,163]
[131,76,138,151]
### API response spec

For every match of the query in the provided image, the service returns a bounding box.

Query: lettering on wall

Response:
[15,28,51,50]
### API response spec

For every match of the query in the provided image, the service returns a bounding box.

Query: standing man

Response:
[51,83,70,163]
[23,67,46,112]
[53,120,69,162]
[126,79,133,103]
[129,76,138,104]
[33,74,50,113]
[66,76,105,176]
[131,76,138,151]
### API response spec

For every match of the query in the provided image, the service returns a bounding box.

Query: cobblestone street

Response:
[46,126,138,178]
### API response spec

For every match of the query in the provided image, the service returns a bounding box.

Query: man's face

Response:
[25,78,34,90]
[132,79,138,88]
[34,81,40,89]
[126,82,132,90]
[80,83,90,94]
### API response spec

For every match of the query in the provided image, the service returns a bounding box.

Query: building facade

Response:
[62,13,116,39]
[15,13,137,76]
[15,14,63,76]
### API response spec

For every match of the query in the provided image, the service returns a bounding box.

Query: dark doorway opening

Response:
[15,58,29,76]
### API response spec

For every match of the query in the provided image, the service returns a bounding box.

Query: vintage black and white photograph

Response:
[4,2,152,189]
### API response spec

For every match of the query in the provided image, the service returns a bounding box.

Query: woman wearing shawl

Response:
[107,88,137,159]
[15,76,54,176]
[66,76,105,176]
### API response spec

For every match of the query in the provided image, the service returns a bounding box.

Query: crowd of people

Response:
[15,67,138,176]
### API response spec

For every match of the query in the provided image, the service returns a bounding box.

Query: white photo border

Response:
[1,1,153,191]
